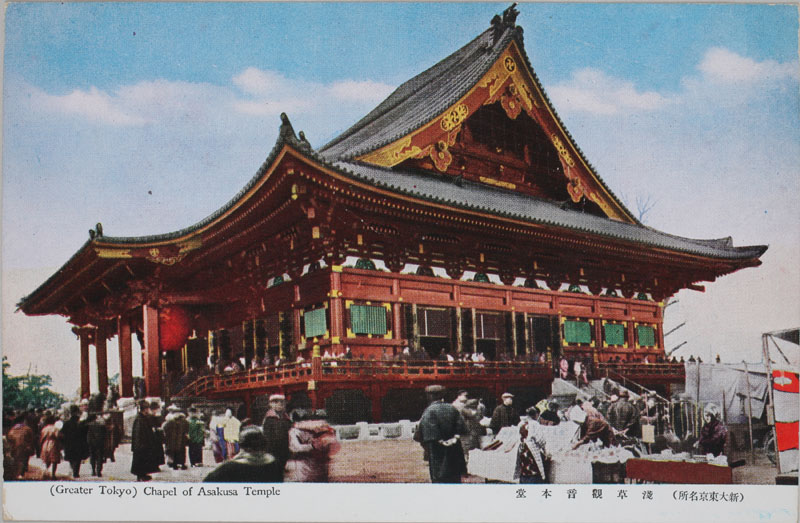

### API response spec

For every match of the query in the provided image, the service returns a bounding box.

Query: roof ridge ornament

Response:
[88,222,103,240]
[298,131,313,153]
[491,3,519,43]
[279,112,299,143]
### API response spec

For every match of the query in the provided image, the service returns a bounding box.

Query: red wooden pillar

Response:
[78,329,91,399]
[142,304,161,398]
[329,269,344,347]
[118,316,134,398]
[95,326,108,397]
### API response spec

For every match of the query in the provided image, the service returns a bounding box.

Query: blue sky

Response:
[3,3,799,395]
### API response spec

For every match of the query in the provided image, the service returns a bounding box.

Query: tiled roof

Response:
[331,160,767,261]
[319,25,517,161]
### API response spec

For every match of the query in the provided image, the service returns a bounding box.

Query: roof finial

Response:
[491,4,519,43]
[298,131,312,152]
[503,3,519,26]
[279,112,298,142]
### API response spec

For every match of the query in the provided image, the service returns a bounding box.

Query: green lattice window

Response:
[564,320,592,345]
[350,305,388,335]
[304,308,327,339]
[604,323,625,346]
[637,325,656,347]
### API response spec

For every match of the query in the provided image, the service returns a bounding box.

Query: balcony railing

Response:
[177,358,553,397]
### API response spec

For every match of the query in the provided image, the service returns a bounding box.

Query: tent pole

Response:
[743,361,755,463]
[762,334,780,475]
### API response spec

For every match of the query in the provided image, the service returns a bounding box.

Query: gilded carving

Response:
[147,248,187,266]
[94,247,132,259]
[550,134,575,167]
[566,176,585,203]
[440,104,469,131]
[360,136,422,166]
[504,56,516,72]
[177,237,202,254]
[479,176,516,190]
[500,83,523,119]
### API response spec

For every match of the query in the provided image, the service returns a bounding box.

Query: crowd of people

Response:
[3,395,123,481]
[127,394,340,483]
[413,384,729,484]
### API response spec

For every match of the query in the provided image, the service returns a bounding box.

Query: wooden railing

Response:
[177,358,553,397]
[596,362,685,377]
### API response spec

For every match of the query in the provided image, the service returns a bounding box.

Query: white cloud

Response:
[328,80,395,103]
[548,68,672,116]
[29,68,396,135]
[698,47,798,84]
[34,85,149,126]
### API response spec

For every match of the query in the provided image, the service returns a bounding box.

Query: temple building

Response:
[18,6,766,422]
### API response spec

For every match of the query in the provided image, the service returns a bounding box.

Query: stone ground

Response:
[17,440,778,484]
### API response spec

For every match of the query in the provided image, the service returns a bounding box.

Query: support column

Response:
[78,329,91,399]
[95,326,108,397]
[411,304,420,352]
[455,306,463,354]
[143,304,161,398]
[471,308,477,353]
[118,317,134,398]
[510,310,518,357]
[392,303,402,342]
[329,269,344,349]
[293,308,302,352]
[523,312,530,355]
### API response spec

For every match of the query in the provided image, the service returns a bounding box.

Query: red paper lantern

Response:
[158,306,192,352]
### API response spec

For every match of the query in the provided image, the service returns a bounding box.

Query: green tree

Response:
[2,357,66,410]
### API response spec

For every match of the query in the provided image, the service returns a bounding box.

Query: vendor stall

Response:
[626,455,732,484]
[467,421,636,483]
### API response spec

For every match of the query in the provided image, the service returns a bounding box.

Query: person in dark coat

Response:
[416,385,468,483]
[187,408,206,467]
[131,400,158,481]
[86,412,107,477]
[61,405,89,478]
[489,392,519,436]
[539,401,561,426]
[162,406,189,469]
[697,404,727,456]
[6,414,36,478]
[608,390,640,438]
[149,401,166,469]
[203,427,283,483]
[261,394,291,471]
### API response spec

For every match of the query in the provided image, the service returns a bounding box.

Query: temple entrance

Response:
[417,307,453,358]
[529,315,560,360]
[420,336,451,359]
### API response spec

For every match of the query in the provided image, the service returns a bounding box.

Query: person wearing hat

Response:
[203,427,283,483]
[85,411,108,477]
[261,393,291,471]
[459,398,486,458]
[416,385,468,483]
[61,404,89,478]
[131,400,159,481]
[163,405,190,469]
[452,390,469,413]
[607,389,640,438]
[539,401,561,426]
[489,392,520,436]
